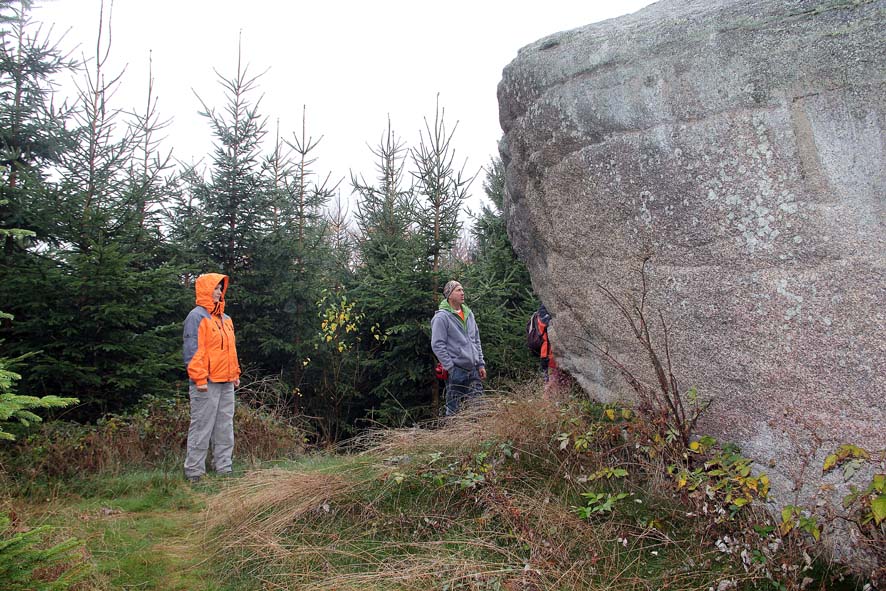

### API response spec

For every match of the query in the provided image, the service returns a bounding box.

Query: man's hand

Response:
[479,367,487,380]
[197,383,208,392]
[234,379,240,388]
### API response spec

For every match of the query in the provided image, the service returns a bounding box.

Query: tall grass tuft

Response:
[199,386,769,590]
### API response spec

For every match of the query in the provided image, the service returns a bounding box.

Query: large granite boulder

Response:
[498,0,884,561]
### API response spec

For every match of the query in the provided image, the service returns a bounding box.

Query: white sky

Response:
[32,0,655,214]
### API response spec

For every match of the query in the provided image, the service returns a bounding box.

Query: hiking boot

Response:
[186,474,201,484]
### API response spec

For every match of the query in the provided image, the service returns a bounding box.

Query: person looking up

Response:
[431,280,486,415]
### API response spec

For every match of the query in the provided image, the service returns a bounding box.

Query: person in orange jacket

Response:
[182,273,241,482]
[537,304,564,398]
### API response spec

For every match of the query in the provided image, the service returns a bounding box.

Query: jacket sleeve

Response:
[230,318,242,380]
[183,310,199,366]
[431,312,454,371]
[470,315,485,368]
[186,317,210,386]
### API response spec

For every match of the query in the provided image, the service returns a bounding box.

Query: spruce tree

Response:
[245,111,338,385]
[351,116,414,264]
[0,0,74,253]
[192,47,270,279]
[187,45,274,375]
[348,120,427,423]
[350,101,474,423]
[462,156,537,380]
[0,4,181,417]
[411,96,474,288]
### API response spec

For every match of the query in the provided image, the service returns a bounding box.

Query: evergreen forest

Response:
[0,0,538,444]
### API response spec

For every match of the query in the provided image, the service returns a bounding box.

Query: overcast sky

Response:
[32,0,655,212]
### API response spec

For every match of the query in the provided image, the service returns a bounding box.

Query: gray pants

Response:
[184,381,235,478]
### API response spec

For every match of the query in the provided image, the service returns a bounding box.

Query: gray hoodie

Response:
[431,299,485,372]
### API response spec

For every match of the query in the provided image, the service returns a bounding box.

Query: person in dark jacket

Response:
[182,273,241,483]
[431,280,486,415]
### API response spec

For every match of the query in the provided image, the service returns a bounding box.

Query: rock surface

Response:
[498,0,884,540]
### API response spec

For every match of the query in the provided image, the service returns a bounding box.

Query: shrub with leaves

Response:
[582,257,710,458]
[304,289,383,443]
[822,444,885,582]
[574,491,631,519]
[2,391,306,483]
[668,438,771,521]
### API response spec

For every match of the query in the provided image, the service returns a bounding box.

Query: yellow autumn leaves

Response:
[318,294,361,353]
[315,291,386,355]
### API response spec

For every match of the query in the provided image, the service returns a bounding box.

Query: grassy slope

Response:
[9,470,228,590]
[192,393,746,591]
[5,388,862,590]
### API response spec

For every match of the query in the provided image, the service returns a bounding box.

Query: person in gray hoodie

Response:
[431,280,486,415]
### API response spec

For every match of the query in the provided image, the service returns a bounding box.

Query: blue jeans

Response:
[445,366,483,415]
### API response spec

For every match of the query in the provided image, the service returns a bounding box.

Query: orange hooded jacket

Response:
[182,273,241,387]
[537,314,557,370]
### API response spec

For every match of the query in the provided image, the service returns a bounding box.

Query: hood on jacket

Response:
[195,273,228,316]
[438,298,472,329]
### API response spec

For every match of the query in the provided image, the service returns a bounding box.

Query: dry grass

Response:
[204,469,359,557]
[349,383,562,457]
[199,386,583,589]
[194,386,777,590]
[3,396,306,483]
[245,539,536,591]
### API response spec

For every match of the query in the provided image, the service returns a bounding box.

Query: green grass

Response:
[194,434,748,589]
[3,395,869,590]
[7,468,244,590]
[3,452,377,590]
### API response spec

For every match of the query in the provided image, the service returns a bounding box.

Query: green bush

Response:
[1,393,307,484]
